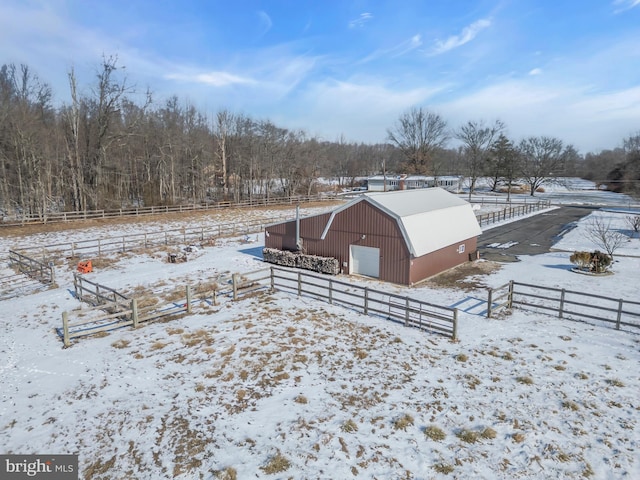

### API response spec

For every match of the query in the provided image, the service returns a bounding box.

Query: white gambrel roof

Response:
[322,188,482,257]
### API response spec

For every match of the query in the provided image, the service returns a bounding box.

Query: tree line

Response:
[1,57,638,218]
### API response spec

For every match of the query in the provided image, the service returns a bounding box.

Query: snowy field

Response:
[1,181,639,479]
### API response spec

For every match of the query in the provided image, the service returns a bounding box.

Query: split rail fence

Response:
[1,193,336,226]
[60,266,458,346]
[0,251,55,300]
[475,201,551,227]
[487,280,640,332]
[60,268,272,346]
[269,267,458,339]
[17,219,272,264]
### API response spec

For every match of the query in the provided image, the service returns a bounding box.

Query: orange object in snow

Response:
[77,260,93,273]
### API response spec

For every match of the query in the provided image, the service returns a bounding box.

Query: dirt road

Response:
[477,206,595,262]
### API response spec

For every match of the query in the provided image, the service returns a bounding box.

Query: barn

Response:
[264,188,482,285]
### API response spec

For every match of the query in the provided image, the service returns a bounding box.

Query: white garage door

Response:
[350,245,380,278]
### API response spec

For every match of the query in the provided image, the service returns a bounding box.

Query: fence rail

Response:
[17,218,288,264]
[60,268,270,346]
[475,201,551,227]
[1,193,337,226]
[73,274,130,308]
[486,280,640,332]
[8,250,55,284]
[269,267,458,339]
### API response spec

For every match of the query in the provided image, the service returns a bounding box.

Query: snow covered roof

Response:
[322,188,482,257]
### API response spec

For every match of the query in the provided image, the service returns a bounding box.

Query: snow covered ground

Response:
[1,181,639,479]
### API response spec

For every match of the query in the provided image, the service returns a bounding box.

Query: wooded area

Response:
[1,57,639,219]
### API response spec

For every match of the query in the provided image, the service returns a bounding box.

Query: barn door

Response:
[350,245,380,278]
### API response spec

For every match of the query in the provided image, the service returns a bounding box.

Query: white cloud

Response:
[349,12,373,29]
[166,71,256,87]
[282,79,446,142]
[394,34,423,57]
[529,68,543,76]
[257,11,272,35]
[438,80,640,152]
[613,0,640,13]
[358,34,423,63]
[429,18,492,56]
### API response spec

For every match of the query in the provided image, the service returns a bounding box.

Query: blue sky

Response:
[1,0,639,153]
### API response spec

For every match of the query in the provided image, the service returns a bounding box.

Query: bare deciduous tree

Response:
[585,216,627,261]
[518,136,570,196]
[626,215,640,238]
[456,119,504,198]
[387,107,449,174]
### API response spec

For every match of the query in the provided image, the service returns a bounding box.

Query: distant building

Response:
[366,174,462,193]
[264,188,481,285]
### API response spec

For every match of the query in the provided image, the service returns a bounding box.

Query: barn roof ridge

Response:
[320,188,481,256]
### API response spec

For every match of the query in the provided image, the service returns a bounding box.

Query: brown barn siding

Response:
[264,200,478,286]
[265,201,412,284]
[265,213,332,251]
[409,237,478,284]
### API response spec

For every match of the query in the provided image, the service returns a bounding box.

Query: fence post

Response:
[508,281,514,309]
[616,299,623,330]
[98,239,102,257]
[270,267,275,292]
[452,309,458,341]
[364,287,369,315]
[186,285,192,313]
[122,236,126,253]
[329,280,333,304]
[232,274,238,301]
[487,288,493,318]
[297,272,302,296]
[74,274,80,301]
[405,297,410,326]
[131,298,139,328]
[62,311,70,348]
[559,289,566,319]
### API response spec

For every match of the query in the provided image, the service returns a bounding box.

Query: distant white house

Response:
[366,175,462,193]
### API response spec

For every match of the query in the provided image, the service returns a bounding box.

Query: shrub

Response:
[341,419,358,433]
[432,463,454,474]
[569,251,592,271]
[516,376,534,385]
[456,429,480,443]
[424,425,446,441]
[260,452,291,474]
[590,250,612,272]
[481,427,497,439]
[570,250,613,273]
[393,414,414,431]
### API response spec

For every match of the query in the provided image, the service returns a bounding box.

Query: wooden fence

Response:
[8,250,55,284]
[269,267,458,339]
[486,281,640,332]
[1,250,55,299]
[60,265,458,345]
[61,288,194,347]
[73,274,130,309]
[1,193,337,226]
[59,268,271,346]
[18,218,284,264]
[475,201,551,227]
